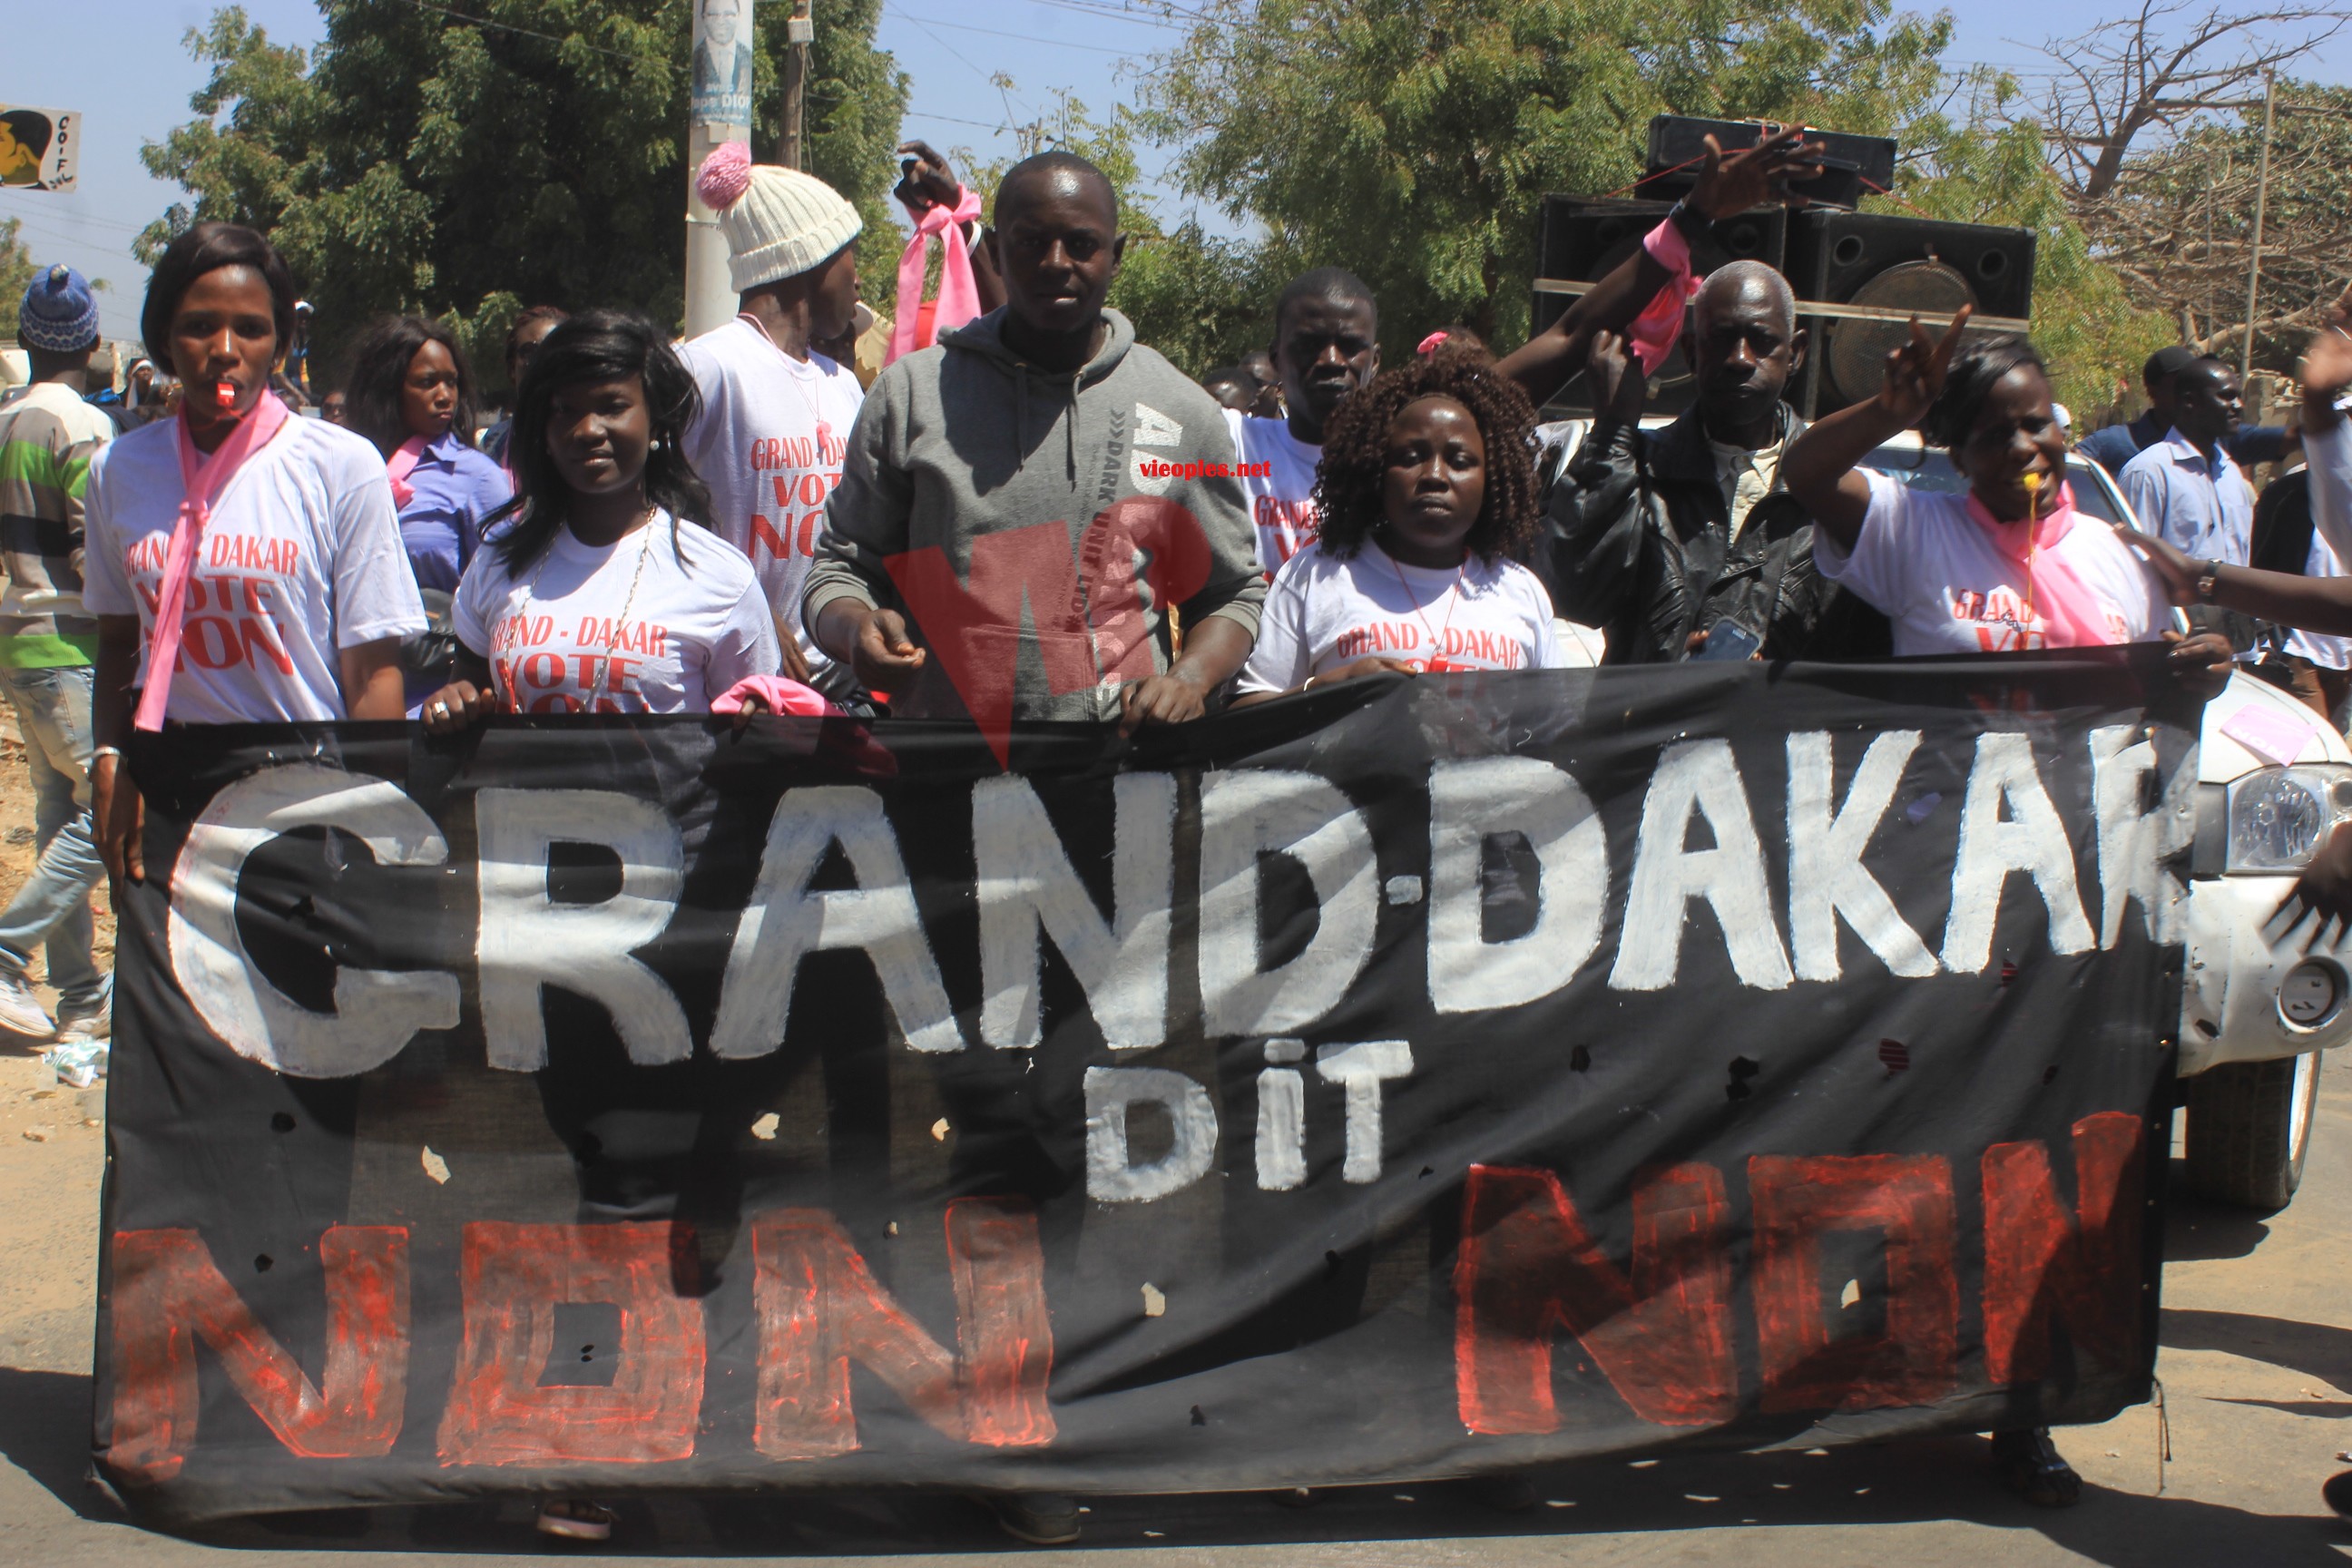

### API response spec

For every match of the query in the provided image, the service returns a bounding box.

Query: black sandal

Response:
[1991,1427,2082,1508]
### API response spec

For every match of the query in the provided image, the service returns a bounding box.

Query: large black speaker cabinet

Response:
[1637,115,1896,211]
[1782,209,2036,418]
[1529,197,1788,418]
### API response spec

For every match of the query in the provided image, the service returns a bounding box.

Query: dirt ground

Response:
[0,717,113,1389]
[0,745,2348,1565]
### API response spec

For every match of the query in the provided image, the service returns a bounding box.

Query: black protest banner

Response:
[93,652,2195,1522]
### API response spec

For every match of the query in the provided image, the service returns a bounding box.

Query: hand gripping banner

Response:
[93,652,2195,1522]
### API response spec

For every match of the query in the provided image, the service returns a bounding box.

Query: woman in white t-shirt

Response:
[86,221,427,887]
[420,310,780,731]
[1782,319,2230,676]
[1235,350,1573,703]
[1782,320,2226,1510]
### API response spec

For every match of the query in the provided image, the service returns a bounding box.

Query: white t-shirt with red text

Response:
[83,414,427,722]
[680,316,863,693]
[452,514,780,714]
[1815,470,2169,656]
[1236,536,1566,695]
[1222,408,1322,575]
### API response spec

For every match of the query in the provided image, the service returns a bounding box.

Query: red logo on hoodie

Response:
[884,498,1215,766]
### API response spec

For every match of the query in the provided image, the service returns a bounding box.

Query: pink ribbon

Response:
[385,434,429,509]
[137,391,293,730]
[1416,330,1451,356]
[1962,480,2118,648]
[710,673,840,717]
[887,183,984,366]
[1627,218,1704,376]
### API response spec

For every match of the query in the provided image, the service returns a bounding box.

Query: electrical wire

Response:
[888,10,1141,54]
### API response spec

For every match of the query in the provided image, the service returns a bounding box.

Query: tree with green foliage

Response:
[964,88,1293,377]
[0,218,34,325]
[1883,74,2173,421]
[1144,0,1954,362]
[142,1,906,389]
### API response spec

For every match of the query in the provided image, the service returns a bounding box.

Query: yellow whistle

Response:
[2023,471,2043,514]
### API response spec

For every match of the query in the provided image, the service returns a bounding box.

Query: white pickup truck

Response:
[1864,436,2346,1208]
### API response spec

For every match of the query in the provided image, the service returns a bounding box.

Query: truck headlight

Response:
[2226,764,2352,872]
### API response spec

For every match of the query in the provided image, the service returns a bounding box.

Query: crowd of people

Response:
[10,120,2352,1544]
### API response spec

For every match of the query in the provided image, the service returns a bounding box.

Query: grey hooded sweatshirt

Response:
[803,307,1265,726]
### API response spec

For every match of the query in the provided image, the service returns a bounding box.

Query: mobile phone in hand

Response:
[1693,619,1762,662]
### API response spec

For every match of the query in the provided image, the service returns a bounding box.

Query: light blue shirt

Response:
[2117,427,2255,565]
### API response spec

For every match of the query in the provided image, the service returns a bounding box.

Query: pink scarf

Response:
[138,392,293,730]
[887,183,984,366]
[1626,217,1704,376]
[384,434,430,508]
[1962,480,2117,649]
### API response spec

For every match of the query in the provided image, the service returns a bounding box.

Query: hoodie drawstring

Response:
[1065,374,1078,482]
[1014,362,1029,472]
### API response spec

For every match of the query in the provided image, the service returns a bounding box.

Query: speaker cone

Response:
[1825,259,1977,407]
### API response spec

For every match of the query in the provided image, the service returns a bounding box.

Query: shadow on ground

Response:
[47,1435,2333,1565]
[2161,1191,2273,1263]
[2162,1307,2352,1389]
[0,1367,116,1523]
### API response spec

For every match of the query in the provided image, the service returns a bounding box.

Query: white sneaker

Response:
[56,988,109,1044]
[0,969,55,1043]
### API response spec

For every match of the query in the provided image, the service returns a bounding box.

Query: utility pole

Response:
[2240,67,2278,383]
[684,0,756,338]
[779,0,813,171]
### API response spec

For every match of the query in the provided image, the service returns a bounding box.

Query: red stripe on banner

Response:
[104,1226,409,1485]
[751,1198,1054,1458]
[1454,1162,1738,1435]
[1982,1111,2147,1385]
[436,1222,705,1467]
[1750,1154,1960,1412]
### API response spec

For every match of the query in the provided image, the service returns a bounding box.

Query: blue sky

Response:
[6,0,2347,342]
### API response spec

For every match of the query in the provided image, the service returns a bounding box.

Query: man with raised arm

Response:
[1530,130,1888,662]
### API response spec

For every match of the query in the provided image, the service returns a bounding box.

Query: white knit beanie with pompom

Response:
[694,142,864,294]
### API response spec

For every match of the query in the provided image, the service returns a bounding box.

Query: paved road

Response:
[4,1046,2351,1566]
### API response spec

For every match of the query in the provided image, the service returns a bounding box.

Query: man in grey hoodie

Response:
[804,152,1264,761]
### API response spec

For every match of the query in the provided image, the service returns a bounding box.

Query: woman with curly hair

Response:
[418,309,779,730]
[1233,348,1569,702]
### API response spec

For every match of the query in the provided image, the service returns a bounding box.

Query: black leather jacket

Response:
[1540,406,1886,664]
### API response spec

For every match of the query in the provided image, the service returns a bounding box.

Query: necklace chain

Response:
[1378,535,1466,662]
[519,514,657,652]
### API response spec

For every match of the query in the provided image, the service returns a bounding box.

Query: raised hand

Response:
[1689,124,1828,220]
[1878,306,1974,426]
[2299,282,2352,417]
[1586,329,1644,424]
[894,141,962,213]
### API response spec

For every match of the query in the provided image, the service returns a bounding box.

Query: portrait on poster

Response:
[691,0,754,131]
[0,107,77,192]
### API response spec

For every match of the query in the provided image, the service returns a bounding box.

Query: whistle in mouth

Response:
[2022,471,2043,513]
[214,380,236,410]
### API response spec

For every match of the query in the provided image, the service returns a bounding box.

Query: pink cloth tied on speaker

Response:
[887,183,984,366]
[1962,480,2118,648]
[384,434,429,509]
[1626,218,1705,376]
[710,673,841,717]
[138,392,293,731]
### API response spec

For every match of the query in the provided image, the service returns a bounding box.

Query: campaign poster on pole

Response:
[0,107,78,192]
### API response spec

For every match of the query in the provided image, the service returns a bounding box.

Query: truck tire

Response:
[2181,1053,2321,1210]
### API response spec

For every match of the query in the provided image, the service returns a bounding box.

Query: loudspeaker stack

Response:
[1529,116,2037,422]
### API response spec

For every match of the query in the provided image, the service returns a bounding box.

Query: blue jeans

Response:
[0,665,104,1010]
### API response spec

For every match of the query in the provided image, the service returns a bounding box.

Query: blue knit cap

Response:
[18,264,98,354]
